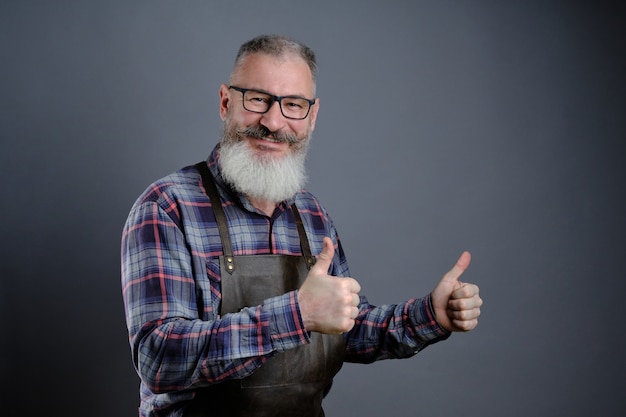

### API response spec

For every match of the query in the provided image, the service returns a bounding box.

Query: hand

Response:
[297,237,361,334]
[431,251,482,332]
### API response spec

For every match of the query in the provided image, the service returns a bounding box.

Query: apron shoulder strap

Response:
[291,203,316,270]
[195,162,235,274]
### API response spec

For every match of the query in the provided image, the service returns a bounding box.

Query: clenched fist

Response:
[297,237,361,334]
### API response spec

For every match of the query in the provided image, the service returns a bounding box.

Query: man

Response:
[121,34,482,417]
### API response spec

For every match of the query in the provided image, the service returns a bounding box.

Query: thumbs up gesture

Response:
[298,237,361,334]
[431,251,482,332]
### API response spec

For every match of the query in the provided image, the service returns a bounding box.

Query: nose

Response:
[259,100,287,132]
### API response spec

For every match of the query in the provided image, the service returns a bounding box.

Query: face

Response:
[218,53,319,160]
[216,52,320,203]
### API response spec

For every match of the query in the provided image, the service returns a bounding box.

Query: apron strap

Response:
[194,161,315,272]
[195,162,235,274]
[291,202,316,270]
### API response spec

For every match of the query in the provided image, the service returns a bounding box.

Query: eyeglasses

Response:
[229,85,315,120]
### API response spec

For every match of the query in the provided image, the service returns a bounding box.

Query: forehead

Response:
[231,53,315,97]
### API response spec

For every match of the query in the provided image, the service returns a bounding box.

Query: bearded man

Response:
[121,34,482,417]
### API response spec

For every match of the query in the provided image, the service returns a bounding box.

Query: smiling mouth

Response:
[258,136,282,143]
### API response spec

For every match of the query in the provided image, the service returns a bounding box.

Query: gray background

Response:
[1,1,625,416]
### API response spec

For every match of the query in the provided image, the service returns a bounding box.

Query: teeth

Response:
[262,137,280,143]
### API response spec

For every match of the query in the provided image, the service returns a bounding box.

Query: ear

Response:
[309,97,320,131]
[219,84,230,121]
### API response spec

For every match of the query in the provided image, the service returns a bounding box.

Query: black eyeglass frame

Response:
[228,85,316,120]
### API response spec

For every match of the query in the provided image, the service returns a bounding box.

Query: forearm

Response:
[344,294,450,363]
[133,313,267,394]
[130,291,310,394]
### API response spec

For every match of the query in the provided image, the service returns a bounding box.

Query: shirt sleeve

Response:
[344,293,451,363]
[121,200,310,394]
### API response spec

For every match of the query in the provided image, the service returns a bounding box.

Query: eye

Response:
[248,95,270,104]
[283,98,306,109]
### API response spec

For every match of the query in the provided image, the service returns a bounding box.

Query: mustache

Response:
[236,125,299,145]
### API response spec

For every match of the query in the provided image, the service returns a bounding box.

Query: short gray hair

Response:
[232,34,318,83]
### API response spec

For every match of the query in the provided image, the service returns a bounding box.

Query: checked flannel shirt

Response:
[121,144,450,416]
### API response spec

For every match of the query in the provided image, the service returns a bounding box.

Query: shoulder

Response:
[132,164,204,208]
[293,189,330,218]
[292,189,339,238]
[124,164,209,229]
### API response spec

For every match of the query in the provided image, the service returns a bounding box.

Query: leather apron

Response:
[185,163,345,417]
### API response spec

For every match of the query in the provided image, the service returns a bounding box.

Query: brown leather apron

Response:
[185,163,345,417]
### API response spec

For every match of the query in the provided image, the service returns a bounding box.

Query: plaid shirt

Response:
[121,145,450,416]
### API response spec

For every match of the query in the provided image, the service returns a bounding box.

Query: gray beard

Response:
[218,139,309,204]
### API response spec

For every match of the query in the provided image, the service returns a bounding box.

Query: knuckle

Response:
[342,305,352,316]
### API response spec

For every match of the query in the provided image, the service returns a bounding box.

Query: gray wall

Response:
[1,1,625,416]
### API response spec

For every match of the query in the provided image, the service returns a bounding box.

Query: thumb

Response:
[441,251,471,285]
[312,237,335,274]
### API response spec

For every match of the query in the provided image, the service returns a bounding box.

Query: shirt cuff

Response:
[411,294,451,343]
[263,290,311,352]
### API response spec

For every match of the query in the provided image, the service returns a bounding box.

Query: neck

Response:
[247,196,278,217]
